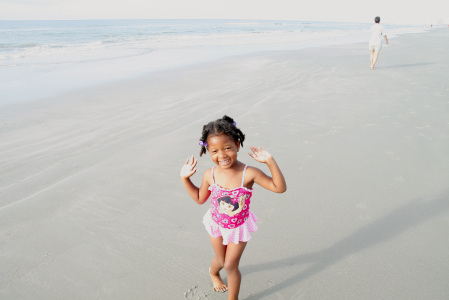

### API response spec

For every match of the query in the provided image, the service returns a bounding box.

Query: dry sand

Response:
[1,28,449,299]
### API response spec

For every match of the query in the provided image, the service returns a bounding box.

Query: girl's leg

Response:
[224,241,247,300]
[209,235,228,292]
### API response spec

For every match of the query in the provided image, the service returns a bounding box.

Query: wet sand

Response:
[1,28,449,299]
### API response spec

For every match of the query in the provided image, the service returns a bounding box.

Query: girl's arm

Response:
[249,147,287,193]
[180,155,211,204]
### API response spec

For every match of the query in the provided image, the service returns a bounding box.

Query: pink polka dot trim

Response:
[203,208,258,245]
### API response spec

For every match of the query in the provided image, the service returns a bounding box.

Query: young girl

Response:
[180,115,286,300]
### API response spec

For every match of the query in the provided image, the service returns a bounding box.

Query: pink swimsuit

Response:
[202,165,258,245]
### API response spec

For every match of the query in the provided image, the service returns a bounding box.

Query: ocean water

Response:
[0,19,427,105]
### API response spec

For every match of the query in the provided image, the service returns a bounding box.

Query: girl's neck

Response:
[214,161,245,188]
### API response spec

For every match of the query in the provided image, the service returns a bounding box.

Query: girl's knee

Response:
[223,260,240,273]
[213,257,225,269]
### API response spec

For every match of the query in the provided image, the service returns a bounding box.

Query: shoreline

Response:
[1,28,449,299]
[0,22,431,107]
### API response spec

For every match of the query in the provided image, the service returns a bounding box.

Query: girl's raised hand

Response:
[249,146,273,163]
[180,155,198,178]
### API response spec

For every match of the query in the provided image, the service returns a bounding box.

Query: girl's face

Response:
[207,134,240,169]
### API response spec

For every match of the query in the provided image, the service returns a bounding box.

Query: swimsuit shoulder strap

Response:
[241,165,247,187]
[211,167,215,184]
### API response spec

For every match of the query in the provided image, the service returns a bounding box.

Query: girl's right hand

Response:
[180,155,197,178]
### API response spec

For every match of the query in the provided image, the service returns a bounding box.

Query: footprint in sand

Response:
[356,203,372,220]
[389,176,406,189]
[184,285,208,300]
[386,151,401,161]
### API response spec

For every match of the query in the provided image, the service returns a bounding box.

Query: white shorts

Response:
[369,41,382,52]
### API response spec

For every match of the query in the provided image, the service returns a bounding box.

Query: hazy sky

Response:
[1,0,448,24]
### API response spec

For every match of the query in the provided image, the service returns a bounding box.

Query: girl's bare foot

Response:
[209,268,228,292]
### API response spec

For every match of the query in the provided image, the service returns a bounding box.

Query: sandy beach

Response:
[1,28,449,299]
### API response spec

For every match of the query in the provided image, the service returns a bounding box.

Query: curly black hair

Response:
[199,115,245,156]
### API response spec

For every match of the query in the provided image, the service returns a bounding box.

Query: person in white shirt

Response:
[369,16,389,70]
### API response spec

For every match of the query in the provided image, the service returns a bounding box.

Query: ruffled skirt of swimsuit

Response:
[202,208,258,245]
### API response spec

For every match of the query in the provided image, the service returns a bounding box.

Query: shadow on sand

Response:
[242,191,449,299]
[380,62,433,69]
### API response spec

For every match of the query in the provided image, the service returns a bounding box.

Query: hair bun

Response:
[222,115,234,124]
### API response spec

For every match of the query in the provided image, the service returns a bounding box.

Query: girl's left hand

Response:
[249,147,273,163]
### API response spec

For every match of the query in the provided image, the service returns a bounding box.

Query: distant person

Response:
[369,16,389,70]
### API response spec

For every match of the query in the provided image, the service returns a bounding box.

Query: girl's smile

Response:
[207,134,240,169]
[219,159,231,166]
